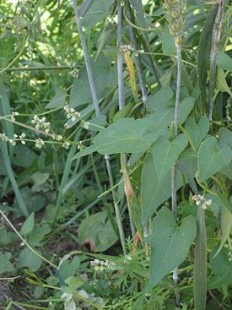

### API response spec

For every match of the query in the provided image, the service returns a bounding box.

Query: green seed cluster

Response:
[164,0,186,45]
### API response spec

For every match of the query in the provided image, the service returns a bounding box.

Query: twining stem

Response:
[208,0,225,121]
[72,0,100,117]
[117,0,137,240]
[117,0,125,110]
[72,0,126,255]
[171,40,182,307]
[105,155,126,255]
[124,0,147,103]
[0,210,58,269]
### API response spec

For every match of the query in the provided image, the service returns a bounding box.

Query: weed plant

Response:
[0,0,232,309]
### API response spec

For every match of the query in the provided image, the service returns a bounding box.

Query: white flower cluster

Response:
[64,104,80,122]
[90,259,116,272]
[0,132,26,146]
[124,254,132,264]
[11,111,19,121]
[31,115,51,133]
[192,194,212,210]
[224,243,232,262]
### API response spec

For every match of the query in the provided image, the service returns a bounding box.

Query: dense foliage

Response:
[0,0,232,309]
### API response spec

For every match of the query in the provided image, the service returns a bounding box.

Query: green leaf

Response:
[81,0,114,28]
[152,134,188,180]
[59,256,80,280]
[148,96,194,129]
[162,23,176,56]
[216,68,232,96]
[198,137,232,182]
[20,213,35,237]
[141,153,183,223]
[17,187,46,214]
[92,118,157,155]
[185,114,209,151]
[146,86,173,112]
[46,90,66,109]
[78,211,118,252]
[146,207,197,290]
[197,6,218,108]
[217,52,232,71]
[209,247,232,289]
[70,55,117,107]
[17,247,42,272]
[216,207,232,256]
[13,145,37,168]
[218,128,232,149]
[0,252,15,274]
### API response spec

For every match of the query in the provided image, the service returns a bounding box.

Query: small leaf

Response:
[198,137,232,182]
[217,52,232,71]
[20,213,35,237]
[18,247,42,272]
[141,153,183,223]
[162,23,176,56]
[146,207,196,290]
[185,114,209,151]
[92,118,157,155]
[78,211,118,252]
[46,90,66,109]
[152,134,188,180]
[214,199,232,257]
[216,68,232,96]
[0,252,15,274]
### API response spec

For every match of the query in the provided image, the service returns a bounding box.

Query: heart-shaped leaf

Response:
[185,114,209,151]
[78,211,118,252]
[146,207,197,290]
[141,153,183,223]
[152,134,188,180]
[92,118,157,155]
[198,137,232,182]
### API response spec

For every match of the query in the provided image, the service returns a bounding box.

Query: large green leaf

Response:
[78,211,118,252]
[148,96,194,129]
[141,153,183,223]
[152,134,188,180]
[198,137,232,182]
[92,118,157,155]
[209,247,232,289]
[81,0,114,28]
[70,55,117,107]
[185,114,209,151]
[146,207,197,290]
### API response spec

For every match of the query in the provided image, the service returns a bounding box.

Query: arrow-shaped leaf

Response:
[146,207,196,290]
[152,134,188,180]
[198,137,232,182]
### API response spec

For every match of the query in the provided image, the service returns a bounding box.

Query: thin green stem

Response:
[124,0,148,103]
[72,0,100,117]
[0,210,58,269]
[105,155,126,255]
[117,0,125,110]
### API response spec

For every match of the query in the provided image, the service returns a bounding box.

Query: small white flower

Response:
[35,138,45,148]
[62,141,70,149]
